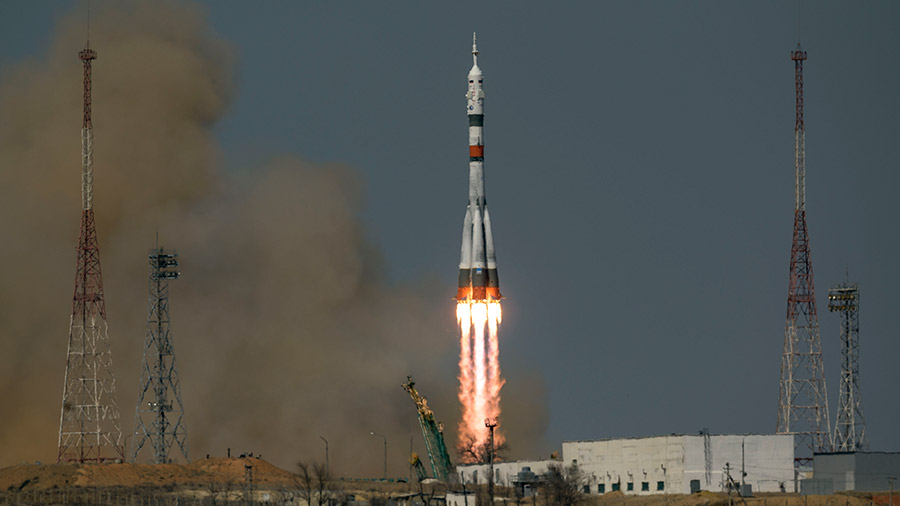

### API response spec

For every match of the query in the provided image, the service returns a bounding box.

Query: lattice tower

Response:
[776,44,832,455]
[57,41,125,463]
[828,282,868,451]
[701,428,712,486]
[131,247,189,463]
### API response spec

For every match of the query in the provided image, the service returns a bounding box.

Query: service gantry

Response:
[776,44,832,456]
[131,246,190,463]
[57,40,125,463]
[828,282,868,451]
[402,376,454,482]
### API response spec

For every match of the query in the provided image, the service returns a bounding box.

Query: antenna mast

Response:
[776,44,832,456]
[58,39,125,463]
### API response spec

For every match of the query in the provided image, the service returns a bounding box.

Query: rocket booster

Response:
[458,33,500,303]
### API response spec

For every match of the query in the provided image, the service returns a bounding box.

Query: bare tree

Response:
[417,479,448,506]
[296,461,315,506]
[457,433,510,464]
[296,460,332,506]
[205,479,224,506]
[312,460,332,506]
[539,463,586,506]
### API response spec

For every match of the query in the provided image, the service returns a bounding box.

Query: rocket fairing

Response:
[457,33,500,303]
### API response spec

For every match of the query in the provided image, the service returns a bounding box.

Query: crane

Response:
[410,452,429,483]
[402,376,454,482]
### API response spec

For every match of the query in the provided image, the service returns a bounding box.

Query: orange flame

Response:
[457,300,504,461]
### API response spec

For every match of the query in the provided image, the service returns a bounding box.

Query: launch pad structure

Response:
[402,376,454,482]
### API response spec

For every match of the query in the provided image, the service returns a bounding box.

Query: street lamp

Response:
[318,435,329,473]
[485,418,499,505]
[370,431,387,479]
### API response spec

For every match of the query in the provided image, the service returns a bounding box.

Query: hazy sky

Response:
[2,0,899,467]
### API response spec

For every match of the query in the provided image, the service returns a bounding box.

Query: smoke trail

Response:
[0,0,547,473]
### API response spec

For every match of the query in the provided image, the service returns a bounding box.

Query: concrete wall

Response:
[562,434,794,495]
[813,453,900,492]
[457,460,556,487]
[682,434,794,494]
[564,436,684,495]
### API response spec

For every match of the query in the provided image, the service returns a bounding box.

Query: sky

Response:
[1,0,899,471]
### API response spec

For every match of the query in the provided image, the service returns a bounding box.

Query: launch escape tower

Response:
[131,247,189,463]
[776,44,832,455]
[828,282,868,452]
[402,377,454,482]
[57,41,125,463]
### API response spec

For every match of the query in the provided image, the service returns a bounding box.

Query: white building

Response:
[457,459,556,488]
[563,434,794,495]
[446,491,476,506]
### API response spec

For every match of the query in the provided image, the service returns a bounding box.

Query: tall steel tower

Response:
[776,44,832,455]
[828,282,868,452]
[131,247,189,463]
[57,41,125,463]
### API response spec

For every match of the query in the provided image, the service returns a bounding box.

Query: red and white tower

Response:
[57,40,125,463]
[776,44,832,456]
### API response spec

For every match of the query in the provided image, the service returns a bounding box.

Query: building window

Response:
[598,484,605,494]
[641,482,649,491]
[657,481,665,491]
[583,485,590,494]
[627,482,634,491]
[612,483,620,492]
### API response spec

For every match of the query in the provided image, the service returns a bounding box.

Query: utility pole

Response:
[661,465,667,505]
[485,417,498,505]
[725,463,733,506]
[370,431,387,479]
[319,435,328,474]
[889,477,896,506]
[741,439,745,488]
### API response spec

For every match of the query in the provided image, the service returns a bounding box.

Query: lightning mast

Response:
[828,282,868,451]
[776,44,832,455]
[131,246,189,463]
[57,40,125,463]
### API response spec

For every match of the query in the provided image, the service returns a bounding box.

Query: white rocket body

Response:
[458,34,500,302]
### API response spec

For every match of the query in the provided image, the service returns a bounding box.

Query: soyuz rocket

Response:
[457,33,501,303]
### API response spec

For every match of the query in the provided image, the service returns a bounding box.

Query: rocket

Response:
[457,33,501,303]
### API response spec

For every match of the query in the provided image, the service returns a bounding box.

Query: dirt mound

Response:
[0,457,295,491]
[188,457,296,485]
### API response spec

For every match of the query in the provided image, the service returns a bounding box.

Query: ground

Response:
[0,460,895,505]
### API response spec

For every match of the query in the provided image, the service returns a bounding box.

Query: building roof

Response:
[563,433,791,444]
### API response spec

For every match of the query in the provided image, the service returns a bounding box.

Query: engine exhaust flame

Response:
[457,300,504,461]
